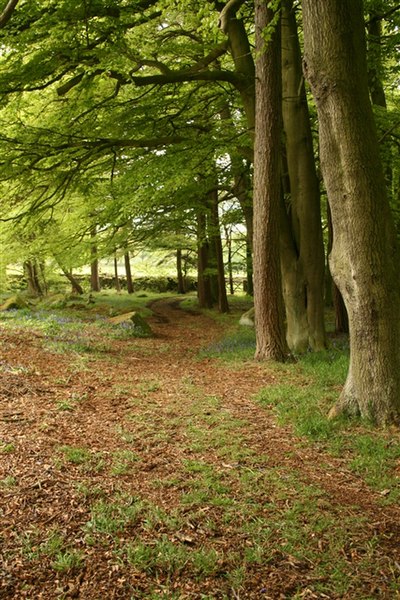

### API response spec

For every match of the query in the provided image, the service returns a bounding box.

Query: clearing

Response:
[0,297,399,599]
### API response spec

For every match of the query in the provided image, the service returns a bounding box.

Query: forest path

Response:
[0,297,399,599]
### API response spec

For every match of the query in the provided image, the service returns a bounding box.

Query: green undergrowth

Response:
[0,291,169,354]
[254,352,400,504]
[200,323,399,505]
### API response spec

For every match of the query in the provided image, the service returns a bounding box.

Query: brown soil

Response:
[0,298,399,599]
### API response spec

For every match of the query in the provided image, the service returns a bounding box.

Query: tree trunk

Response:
[177,249,186,294]
[90,226,100,292]
[209,188,229,313]
[24,260,43,297]
[253,0,289,361]
[326,203,348,333]
[233,164,254,296]
[124,251,134,294]
[279,192,309,352]
[367,13,387,108]
[224,224,235,296]
[302,0,400,424]
[245,237,253,296]
[219,9,255,135]
[114,253,121,292]
[281,0,326,352]
[59,266,84,295]
[38,261,47,295]
[197,211,213,309]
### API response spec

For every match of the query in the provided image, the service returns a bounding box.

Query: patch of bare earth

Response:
[0,298,399,599]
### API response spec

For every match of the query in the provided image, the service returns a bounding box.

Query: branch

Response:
[366,3,400,25]
[54,136,186,150]
[187,41,229,72]
[218,0,247,33]
[0,0,19,28]
[129,69,243,87]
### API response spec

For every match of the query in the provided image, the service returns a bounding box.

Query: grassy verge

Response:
[201,322,400,507]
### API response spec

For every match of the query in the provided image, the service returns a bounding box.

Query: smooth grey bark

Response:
[302,0,400,424]
[281,0,326,352]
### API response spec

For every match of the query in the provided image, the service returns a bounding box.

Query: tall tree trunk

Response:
[224,224,235,296]
[233,165,254,296]
[253,0,289,361]
[90,225,100,292]
[124,251,134,294]
[219,6,255,135]
[245,237,253,296]
[114,253,121,292]
[303,0,400,424]
[177,249,186,294]
[197,211,213,309]
[279,192,309,351]
[281,0,326,352]
[209,188,229,313]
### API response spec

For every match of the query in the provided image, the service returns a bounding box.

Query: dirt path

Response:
[0,298,399,599]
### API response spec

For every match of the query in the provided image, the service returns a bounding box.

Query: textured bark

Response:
[303,0,400,424]
[253,0,289,361]
[124,251,134,294]
[281,0,326,352]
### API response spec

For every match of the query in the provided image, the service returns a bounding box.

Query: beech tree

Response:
[280,0,326,352]
[302,0,400,424]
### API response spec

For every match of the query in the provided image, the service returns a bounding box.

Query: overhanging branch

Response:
[0,0,19,28]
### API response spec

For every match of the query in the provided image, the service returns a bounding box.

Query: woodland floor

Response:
[0,298,399,599]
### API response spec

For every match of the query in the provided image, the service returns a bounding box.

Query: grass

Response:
[51,549,84,573]
[84,495,145,535]
[110,449,140,475]
[0,290,163,356]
